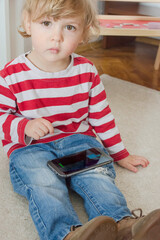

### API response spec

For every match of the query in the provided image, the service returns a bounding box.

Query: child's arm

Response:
[0,86,26,145]
[88,70,129,161]
[0,75,31,145]
[88,66,149,172]
[0,78,54,143]
[117,155,149,173]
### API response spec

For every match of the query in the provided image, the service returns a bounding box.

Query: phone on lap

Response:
[47,148,113,178]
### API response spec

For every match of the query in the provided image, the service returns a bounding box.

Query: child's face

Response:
[25,15,84,70]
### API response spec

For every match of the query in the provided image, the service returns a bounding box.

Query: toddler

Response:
[0,0,160,239]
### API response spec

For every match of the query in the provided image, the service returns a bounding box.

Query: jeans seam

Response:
[10,162,48,239]
[73,179,103,216]
[29,191,48,239]
[10,162,28,195]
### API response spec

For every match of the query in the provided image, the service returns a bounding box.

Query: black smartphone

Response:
[47,148,113,178]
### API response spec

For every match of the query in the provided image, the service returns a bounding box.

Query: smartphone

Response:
[47,148,113,178]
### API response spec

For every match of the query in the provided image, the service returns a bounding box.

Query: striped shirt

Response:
[0,53,129,160]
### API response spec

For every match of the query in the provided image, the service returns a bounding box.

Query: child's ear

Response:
[78,32,85,45]
[23,10,32,35]
[79,25,91,45]
[79,39,84,45]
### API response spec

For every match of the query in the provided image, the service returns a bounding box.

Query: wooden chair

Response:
[98,0,160,70]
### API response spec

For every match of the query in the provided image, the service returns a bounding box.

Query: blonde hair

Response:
[18,0,100,43]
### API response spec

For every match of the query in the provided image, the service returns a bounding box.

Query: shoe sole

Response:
[71,216,117,240]
[132,209,160,240]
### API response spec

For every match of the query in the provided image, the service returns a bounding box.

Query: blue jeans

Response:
[9,134,131,240]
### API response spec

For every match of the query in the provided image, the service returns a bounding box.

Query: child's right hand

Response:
[25,118,54,140]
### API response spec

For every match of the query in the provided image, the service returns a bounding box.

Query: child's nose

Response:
[51,27,63,42]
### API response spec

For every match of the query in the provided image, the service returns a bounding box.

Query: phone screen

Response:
[47,148,112,177]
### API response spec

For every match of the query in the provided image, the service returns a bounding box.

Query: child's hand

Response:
[117,155,149,173]
[25,118,54,140]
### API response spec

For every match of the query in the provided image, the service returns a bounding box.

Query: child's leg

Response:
[9,143,82,240]
[50,134,131,223]
[70,162,131,222]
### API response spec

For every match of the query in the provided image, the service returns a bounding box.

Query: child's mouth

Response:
[49,48,59,54]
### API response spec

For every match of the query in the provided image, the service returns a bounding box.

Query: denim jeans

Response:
[9,134,131,240]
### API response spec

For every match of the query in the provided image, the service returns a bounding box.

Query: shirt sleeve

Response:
[88,68,129,161]
[0,75,32,145]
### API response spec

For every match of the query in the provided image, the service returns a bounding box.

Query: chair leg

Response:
[154,43,160,70]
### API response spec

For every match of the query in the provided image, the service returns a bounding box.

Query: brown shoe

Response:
[64,216,117,240]
[117,208,160,240]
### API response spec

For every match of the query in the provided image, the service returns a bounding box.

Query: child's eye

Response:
[42,21,52,27]
[65,25,76,31]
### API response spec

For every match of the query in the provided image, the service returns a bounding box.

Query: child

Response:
[0,0,160,239]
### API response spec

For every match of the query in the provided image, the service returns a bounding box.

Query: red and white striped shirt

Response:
[0,53,129,160]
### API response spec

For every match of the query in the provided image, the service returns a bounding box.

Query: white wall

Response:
[0,0,11,69]
[139,3,160,16]
[9,0,31,59]
[9,0,25,59]
[0,0,31,70]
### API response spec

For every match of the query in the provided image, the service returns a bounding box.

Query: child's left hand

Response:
[117,155,149,173]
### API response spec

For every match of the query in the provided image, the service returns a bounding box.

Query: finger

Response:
[47,123,54,134]
[144,159,150,166]
[38,123,50,135]
[141,159,149,167]
[35,128,47,138]
[134,159,146,167]
[127,164,138,173]
[133,155,150,165]
[133,158,149,168]
[32,132,41,140]
[118,161,138,173]
[42,120,54,134]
